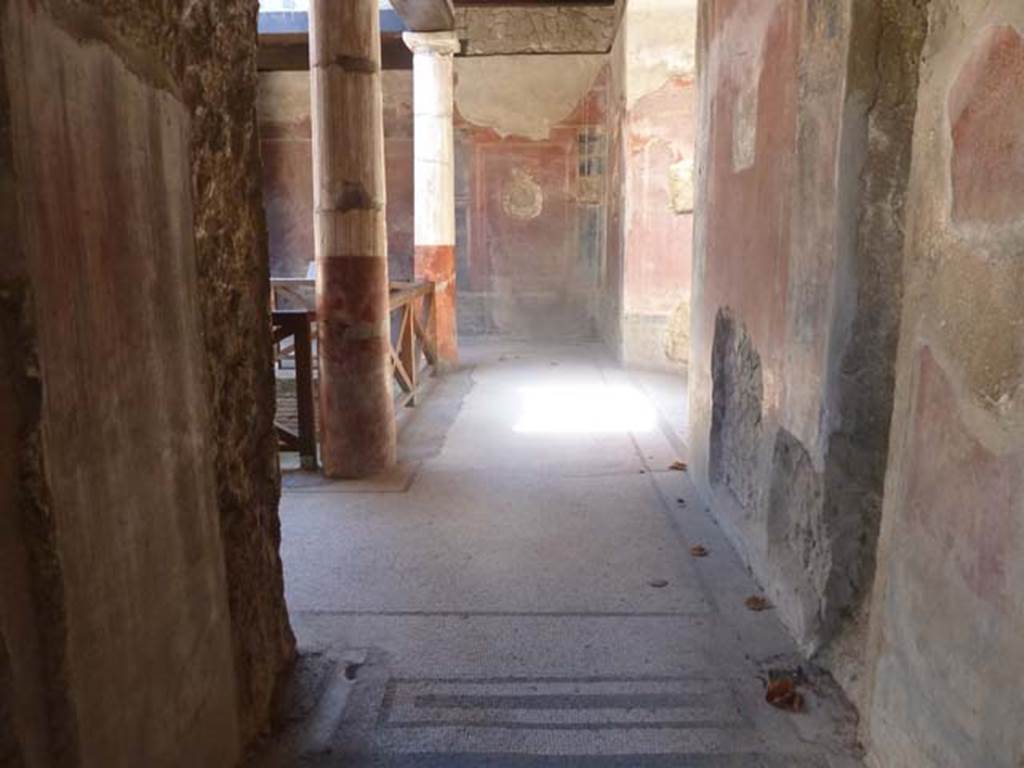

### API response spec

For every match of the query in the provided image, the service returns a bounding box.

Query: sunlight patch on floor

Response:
[513,383,657,435]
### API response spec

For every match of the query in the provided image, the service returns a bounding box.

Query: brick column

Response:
[403,30,461,368]
[309,0,396,477]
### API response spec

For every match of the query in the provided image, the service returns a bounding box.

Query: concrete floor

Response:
[253,340,862,767]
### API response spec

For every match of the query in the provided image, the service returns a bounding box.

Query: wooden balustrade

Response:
[388,280,438,408]
[271,309,317,470]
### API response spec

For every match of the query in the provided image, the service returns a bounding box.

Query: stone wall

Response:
[688,0,925,677]
[0,0,292,763]
[605,0,697,370]
[862,3,1024,765]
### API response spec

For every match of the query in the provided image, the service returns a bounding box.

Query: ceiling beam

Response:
[389,0,455,32]
[258,33,413,72]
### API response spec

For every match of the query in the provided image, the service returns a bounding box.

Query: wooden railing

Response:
[269,277,438,466]
[388,280,437,408]
[272,309,317,470]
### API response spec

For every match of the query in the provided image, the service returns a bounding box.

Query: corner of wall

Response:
[182,0,297,744]
[814,0,931,703]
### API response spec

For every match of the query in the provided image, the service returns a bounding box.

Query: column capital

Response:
[402,30,461,56]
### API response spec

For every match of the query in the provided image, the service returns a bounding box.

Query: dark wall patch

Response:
[709,308,763,511]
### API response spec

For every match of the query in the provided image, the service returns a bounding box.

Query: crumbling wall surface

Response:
[455,5,619,55]
[182,3,296,744]
[0,0,292,763]
[814,0,930,693]
[454,55,610,338]
[689,0,924,662]
[708,309,763,509]
[616,0,697,370]
[863,3,1024,766]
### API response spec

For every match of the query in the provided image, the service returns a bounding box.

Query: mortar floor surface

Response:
[252,340,862,768]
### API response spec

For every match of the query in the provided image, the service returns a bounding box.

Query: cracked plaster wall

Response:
[688,0,926,692]
[862,3,1024,765]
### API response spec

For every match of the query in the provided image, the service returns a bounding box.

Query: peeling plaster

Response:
[732,84,758,171]
[702,0,781,173]
[669,158,695,213]
[622,0,698,107]
[455,6,618,55]
[454,55,605,140]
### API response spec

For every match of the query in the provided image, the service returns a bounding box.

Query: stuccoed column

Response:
[309,0,396,477]
[403,30,461,368]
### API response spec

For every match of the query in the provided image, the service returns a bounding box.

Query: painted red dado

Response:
[317,254,395,476]
[318,255,391,326]
[905,347,1021,607]
[950,24,1024,227]
[415,244,458,365]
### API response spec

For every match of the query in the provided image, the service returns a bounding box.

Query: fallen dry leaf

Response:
[765,676,793,700]
[669,460,688,472]
[745,595,772,612]
[689,545,709,558]
[765,675,805,713]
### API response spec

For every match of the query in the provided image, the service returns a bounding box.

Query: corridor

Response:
[257,341,861,767]
[5,0,1022,763]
